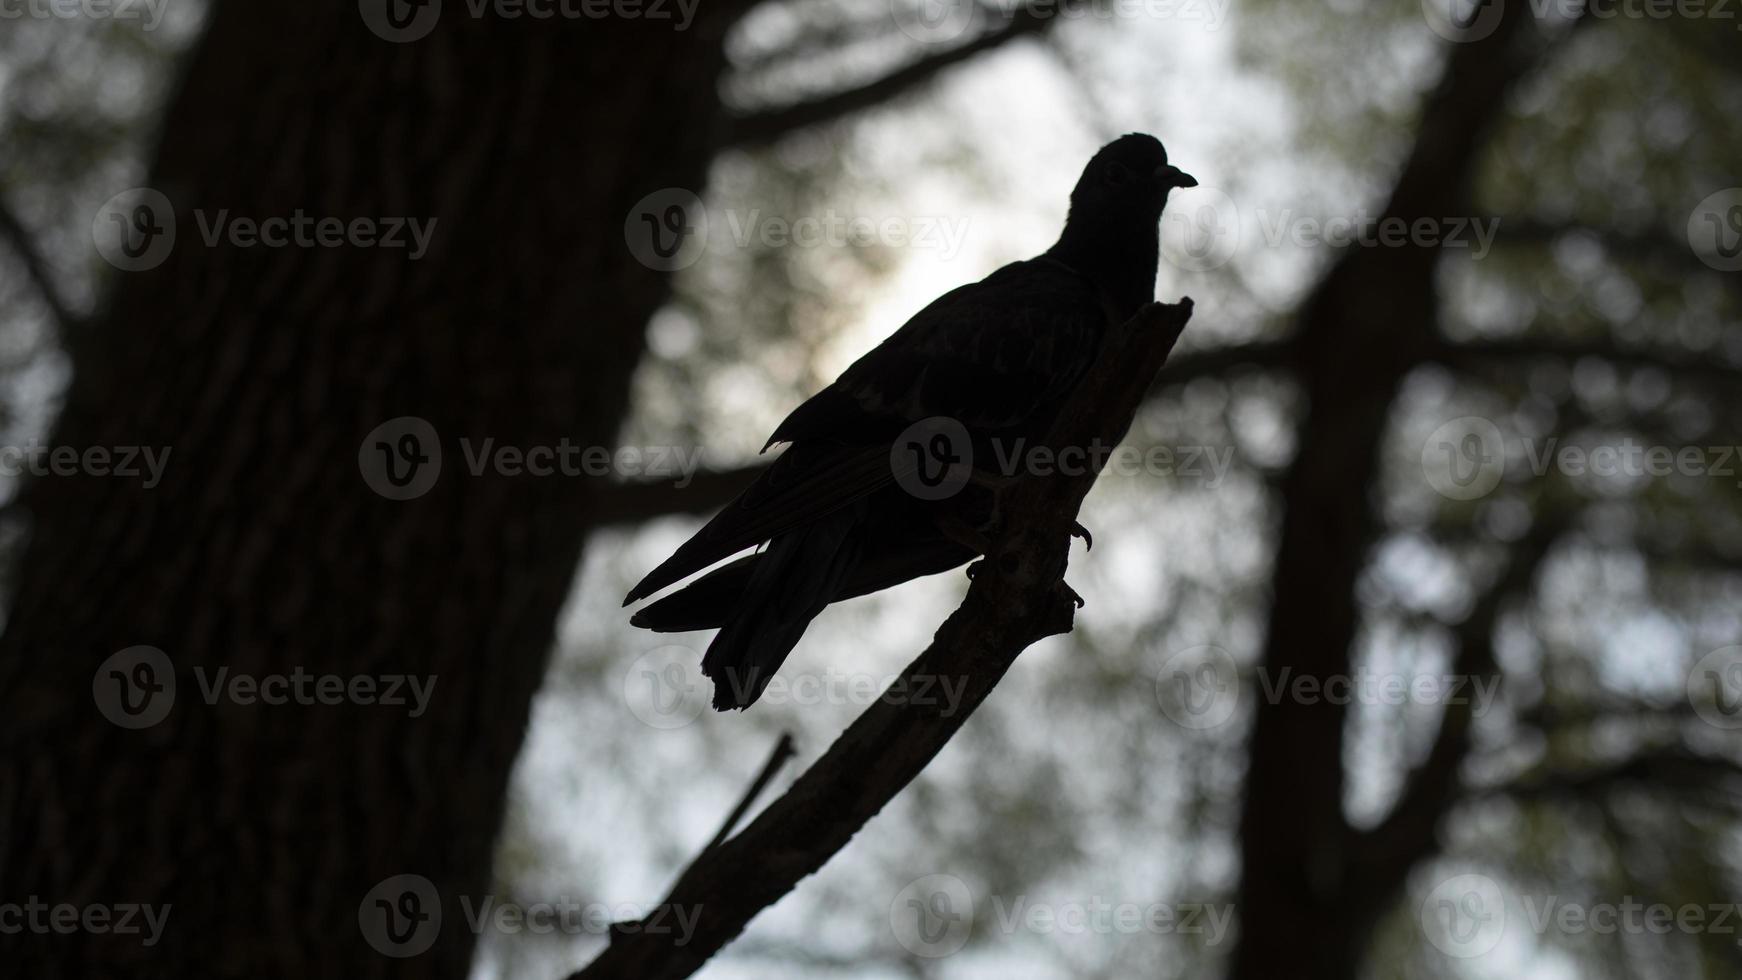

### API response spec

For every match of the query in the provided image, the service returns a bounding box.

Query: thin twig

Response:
[699,732,796,856]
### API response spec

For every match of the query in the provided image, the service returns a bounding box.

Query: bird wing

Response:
[624,256,1111,605]
[765,256,1111,446]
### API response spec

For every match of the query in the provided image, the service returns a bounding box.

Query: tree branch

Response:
[571,298,1195,980]
[1355,521,1560,872]
[724,4,1053,148]
[698,732,796,857]
[1430,334,1742,389]
[1479,745,1742,804]
[0,192,79,332]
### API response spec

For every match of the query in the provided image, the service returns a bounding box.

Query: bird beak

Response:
[1155,164,1197,189]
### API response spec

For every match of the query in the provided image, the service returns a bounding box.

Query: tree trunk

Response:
[0,5,740,976]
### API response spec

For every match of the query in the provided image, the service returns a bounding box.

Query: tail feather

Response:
[630,555,757,633]
[702,508,864,710]
[631,530,976,634]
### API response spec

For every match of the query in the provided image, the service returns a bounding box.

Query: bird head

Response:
[1069,133,1197,217]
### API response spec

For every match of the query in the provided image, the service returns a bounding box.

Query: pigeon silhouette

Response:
[625,133,1196,709]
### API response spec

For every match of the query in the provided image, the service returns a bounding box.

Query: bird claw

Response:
[1071,521,1093,550]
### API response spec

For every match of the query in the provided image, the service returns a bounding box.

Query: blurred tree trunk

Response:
[0,4,743,977]
[1227,7,1564,978]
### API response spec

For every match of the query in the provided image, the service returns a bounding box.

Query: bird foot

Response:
[1071,521,1093,550]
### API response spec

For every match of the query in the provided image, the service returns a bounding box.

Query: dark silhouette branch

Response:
[572,298,1195,980]
[725,4,1052,148]
[1431,334,1742,389]
[1355,522,1560,872]
[699,732,796,856]
[1479,746,1742,804]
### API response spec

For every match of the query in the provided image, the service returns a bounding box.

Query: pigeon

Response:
[625,133,1196,710]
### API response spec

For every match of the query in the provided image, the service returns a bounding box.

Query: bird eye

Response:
[1104,162,1131,188]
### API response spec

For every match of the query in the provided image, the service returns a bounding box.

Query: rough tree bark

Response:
[0,5,739,977]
